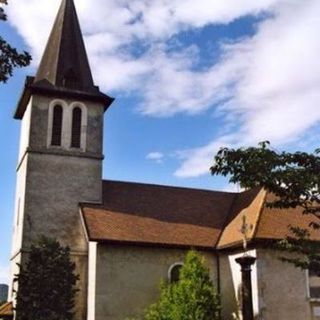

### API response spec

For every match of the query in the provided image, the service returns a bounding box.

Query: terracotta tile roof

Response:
[255,193,320,241]
[0,301,13,317]
[80,180,320,249]
[81,180,236,249]
[217,188,266,249]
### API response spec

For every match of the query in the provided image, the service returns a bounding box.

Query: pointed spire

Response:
[35,0,94,92]
[14,0,114,119]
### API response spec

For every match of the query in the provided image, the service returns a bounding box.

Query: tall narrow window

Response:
[169,263,183,283]
[51,105,63,146]
[71,107,82,148]
[308,265,320,299]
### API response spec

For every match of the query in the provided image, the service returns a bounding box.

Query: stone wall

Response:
[10,94,105,320]
[256,249,319,320]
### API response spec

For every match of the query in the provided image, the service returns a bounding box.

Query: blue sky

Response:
[0,0,320,283]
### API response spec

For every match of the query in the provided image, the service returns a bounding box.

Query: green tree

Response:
[210,141,320,269]
[144,251,220,320]
[0,0,31,83]
[14,236,79,320]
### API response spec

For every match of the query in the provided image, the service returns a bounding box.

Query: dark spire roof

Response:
[35,0,94,91]
[14,0,114,119]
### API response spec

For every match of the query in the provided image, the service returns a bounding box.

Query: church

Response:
[2,0,320,319]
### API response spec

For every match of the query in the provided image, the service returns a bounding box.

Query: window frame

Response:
[47,100,87,151]
[50,104,63,146]
[307,269,320,301]
[47,99,68,148]
[69,102,87,151]
[71,107,82,148]
[168,262,183,283]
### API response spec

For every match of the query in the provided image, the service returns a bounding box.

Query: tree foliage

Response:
[211,141,320,269]
[0,1,31,83]
[144,251,220,320]
[14,236,79,320]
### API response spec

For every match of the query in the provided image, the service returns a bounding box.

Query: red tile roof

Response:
[255,193,320,242]
[80,180,320,249]
[0,301,13,317]
[81,180,236,248]
[217,188,265,249]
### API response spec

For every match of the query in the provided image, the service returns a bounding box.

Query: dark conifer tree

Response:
[14,236,79,320]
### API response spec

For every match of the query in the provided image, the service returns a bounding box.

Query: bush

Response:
[144,250,220,320]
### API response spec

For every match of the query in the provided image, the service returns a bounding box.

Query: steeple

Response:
[35,0,94,91]
[14,0,113,119]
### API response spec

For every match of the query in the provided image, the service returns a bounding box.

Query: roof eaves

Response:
[215,192,240,248]
[0,301,13,316]
[87,238,216,252]
[13,78,114,120]
[13,76,34,119]
[79,206,90,243]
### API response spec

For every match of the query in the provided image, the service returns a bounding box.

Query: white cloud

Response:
[222,183,243,193]
[6,0,320,178]
[174,135,236,177]
[6,0,277,60]
[174,0,320,177]
[146,152,164,163]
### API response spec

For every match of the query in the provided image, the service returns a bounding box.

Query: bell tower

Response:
[9,0,114,318]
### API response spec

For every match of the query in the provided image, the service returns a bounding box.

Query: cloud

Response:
[6,0,320,178]
[7,0,277,90]
[146,152,164,163]
[174,135,236,177]
[174,0,320,177]
[7,0,278,52]
[223,184,243,193]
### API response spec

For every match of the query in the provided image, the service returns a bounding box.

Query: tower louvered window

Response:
[51,105,63,146]
[71,107,82,148]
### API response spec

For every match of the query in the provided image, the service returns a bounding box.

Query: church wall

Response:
[9,97,32,303]
[255,249,317,320]
[94,244,218,320]
[18,99,32,161]
[219,249,320,320]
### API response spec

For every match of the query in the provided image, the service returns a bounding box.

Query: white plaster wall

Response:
[18,99,32,161]
[219,250,258,320]
[87,242,97,320]
[11,157,27,256]
[256,249,317,320]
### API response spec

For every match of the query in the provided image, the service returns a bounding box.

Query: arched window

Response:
[51,105,63,146]
[169,263,183,283]
[71,107,82,148]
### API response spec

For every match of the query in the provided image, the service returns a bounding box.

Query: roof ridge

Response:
[215,192,240,248]
[102,179,240,195]
[251,189,268,241]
